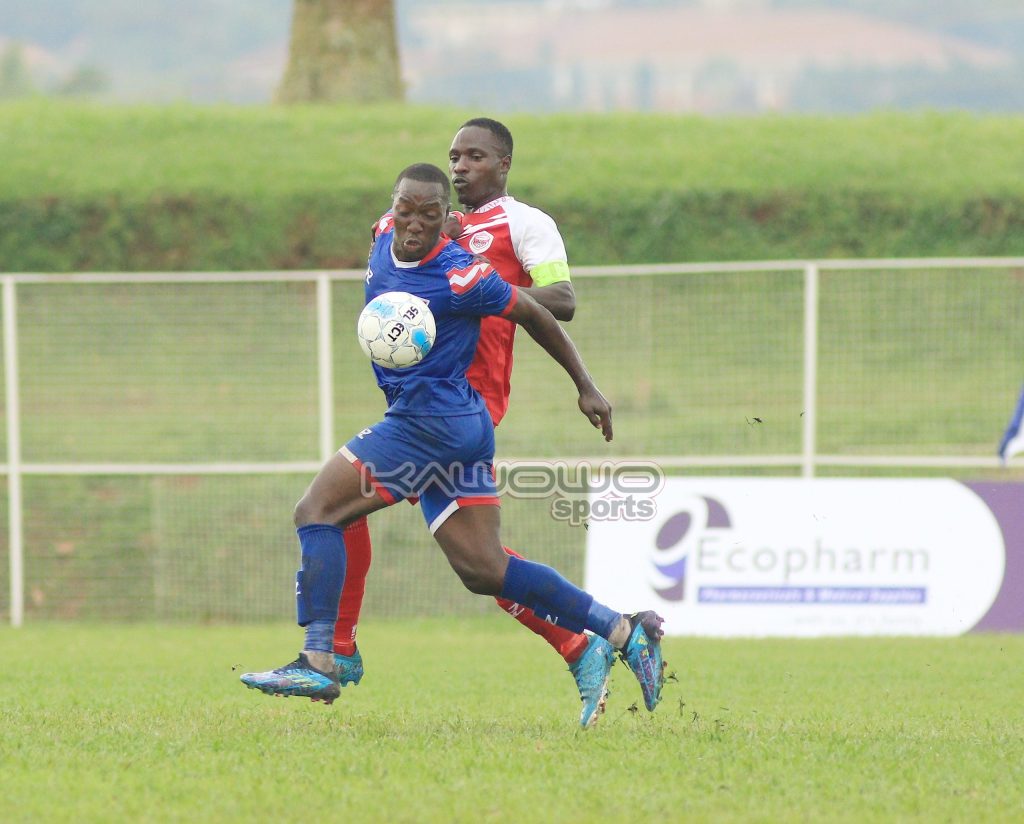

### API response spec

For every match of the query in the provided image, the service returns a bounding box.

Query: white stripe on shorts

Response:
[428,500,460,535]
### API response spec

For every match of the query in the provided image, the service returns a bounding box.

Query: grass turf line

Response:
[1,619,1022,822]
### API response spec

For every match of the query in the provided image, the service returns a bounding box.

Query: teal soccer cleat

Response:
[333,647,365,686]
[568,634,615,728]
[619,611,666,712]
[240,653,341,704]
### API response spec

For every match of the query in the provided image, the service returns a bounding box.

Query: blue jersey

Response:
[365,216,517,417]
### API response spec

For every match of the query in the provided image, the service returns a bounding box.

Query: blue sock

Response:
[295,524,346,653]
[499,555,598,635]
[585,600,622,642]
[303,620,335,656]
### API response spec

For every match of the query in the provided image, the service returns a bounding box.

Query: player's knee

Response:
[293,494,322,528]
[457,569,502,596]
[449,554,506,596]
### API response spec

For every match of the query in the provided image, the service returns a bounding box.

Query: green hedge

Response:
[0,192,381,271]
[2,101,1023,271]
[5,189,1022,271]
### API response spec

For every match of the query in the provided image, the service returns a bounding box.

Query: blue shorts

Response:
[339,409,498,533]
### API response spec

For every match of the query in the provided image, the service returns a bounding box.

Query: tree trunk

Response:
[275,0,403,103]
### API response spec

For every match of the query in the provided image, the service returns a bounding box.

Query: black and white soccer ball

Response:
[357,291,436,369]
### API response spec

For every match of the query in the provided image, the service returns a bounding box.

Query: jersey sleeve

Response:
[509,205,570,287]
[448,260,516,317]
[372,212,394,239]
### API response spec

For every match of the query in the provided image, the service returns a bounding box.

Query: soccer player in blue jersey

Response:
[334,119,623,730]
[240,163,665,711]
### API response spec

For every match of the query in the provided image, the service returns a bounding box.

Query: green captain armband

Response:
[529,260,571,287]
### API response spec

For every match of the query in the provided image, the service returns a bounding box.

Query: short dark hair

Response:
[460,117,513,157]
[394,162,451,196]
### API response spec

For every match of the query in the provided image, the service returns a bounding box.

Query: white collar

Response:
[390,246,424,269]
[470,194,514,214]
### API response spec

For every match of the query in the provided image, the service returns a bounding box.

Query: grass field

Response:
[4,102,1022,200]
[2,619,1022,822]
[2,101,1021,821]
[3,102,1024,270]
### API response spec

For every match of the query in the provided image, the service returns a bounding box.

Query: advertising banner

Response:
[584,479,1024,637]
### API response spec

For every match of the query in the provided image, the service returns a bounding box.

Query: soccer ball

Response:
[356,291,436,369]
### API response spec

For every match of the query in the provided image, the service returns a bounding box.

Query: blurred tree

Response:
[0,43,35,99]
[57,65,111,98]
[276,0,403,103]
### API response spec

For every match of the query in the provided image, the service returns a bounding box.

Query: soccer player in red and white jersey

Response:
[330,119,664,726]
[451,121,576,427]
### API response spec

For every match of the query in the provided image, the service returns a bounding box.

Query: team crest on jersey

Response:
[468,230,494,254]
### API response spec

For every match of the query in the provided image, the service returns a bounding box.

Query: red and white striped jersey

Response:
[455,195,571,426]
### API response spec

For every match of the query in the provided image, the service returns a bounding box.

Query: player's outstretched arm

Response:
[520,281,576,321]
[504,290,612,441]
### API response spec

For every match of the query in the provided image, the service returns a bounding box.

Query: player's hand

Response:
[442,210,465,239]
[579,386,613,442]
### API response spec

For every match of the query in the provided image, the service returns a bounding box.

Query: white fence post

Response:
[3,276,23,627]
[802,263,819,478]
[317,274,335,463]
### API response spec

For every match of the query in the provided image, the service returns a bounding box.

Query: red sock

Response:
[333,516,372,656]
[495,546,590,664]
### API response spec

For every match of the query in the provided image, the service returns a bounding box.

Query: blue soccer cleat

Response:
[568,634,615,728]
[619,611,666,712]
[333,647,365,687]
[240,653,341,704]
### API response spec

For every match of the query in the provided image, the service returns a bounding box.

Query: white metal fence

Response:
[5,257,1024,625]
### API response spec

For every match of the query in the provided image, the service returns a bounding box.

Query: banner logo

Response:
[585,479,1008,637]
[651,497,731,601]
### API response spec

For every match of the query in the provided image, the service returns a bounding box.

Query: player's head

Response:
[449,117,513,210]
[391,163,451,262]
